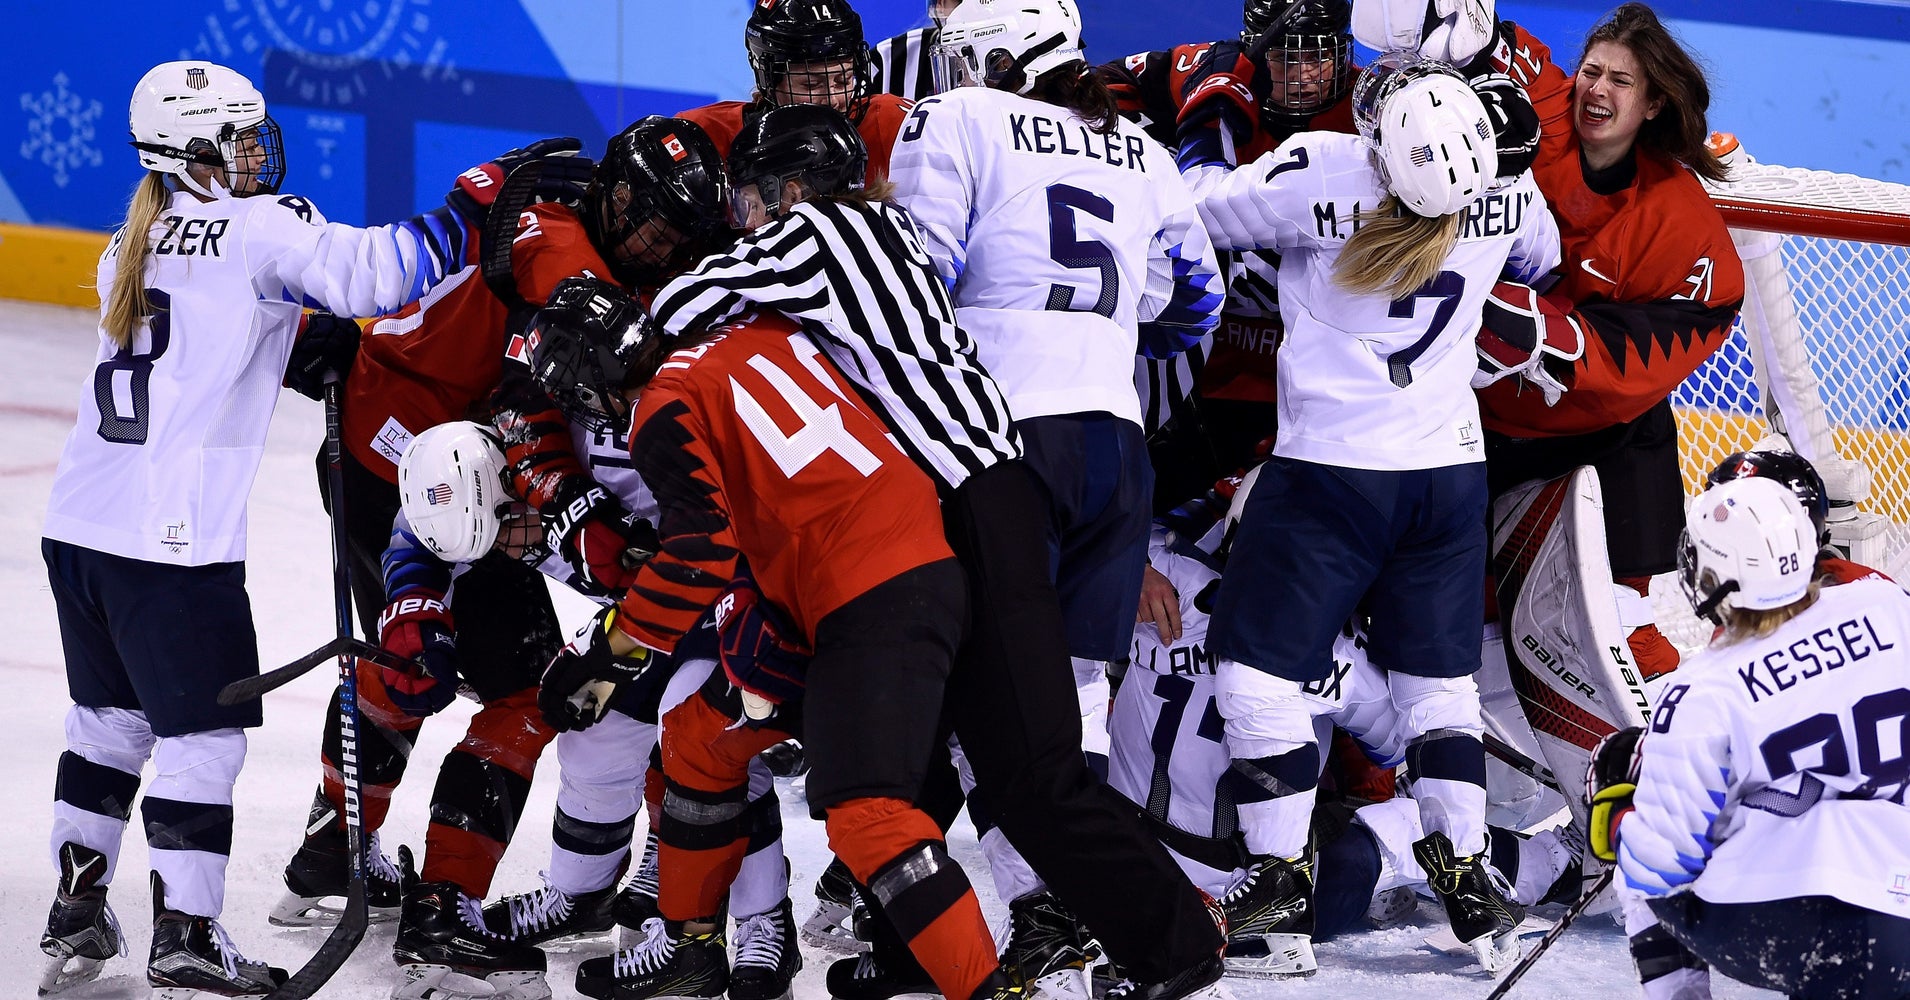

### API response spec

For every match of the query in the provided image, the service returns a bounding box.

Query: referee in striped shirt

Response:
[870,0,958,102]
[653,103,1220,997]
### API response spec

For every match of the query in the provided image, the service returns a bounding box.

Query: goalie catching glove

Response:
[714,574,813,725]
[1586,725,1645,864]
[1351,0,1498,66]
[1472,280,1583,405]
[539,606,656,732]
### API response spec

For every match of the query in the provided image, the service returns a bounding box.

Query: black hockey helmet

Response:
[746,0,874,122]
[582,116,731,289]
[527,277,662,431]
[1705,449,1833,548]
[727,103,868,229]
[1241,0,1353,120]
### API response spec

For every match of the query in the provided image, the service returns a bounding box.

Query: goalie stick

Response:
[264,374,370,999]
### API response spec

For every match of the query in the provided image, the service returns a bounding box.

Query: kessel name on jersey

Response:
[1003,109,1150,173]
[1310,187,1537,242]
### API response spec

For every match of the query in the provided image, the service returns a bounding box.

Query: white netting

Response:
[1649,153,1910,652]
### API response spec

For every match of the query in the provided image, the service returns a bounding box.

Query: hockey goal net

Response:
[1652,140,1910,652]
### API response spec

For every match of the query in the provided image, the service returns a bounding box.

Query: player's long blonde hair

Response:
[1332,195,1464,299]
[1716,578,1823,645]
[101,172,171,349]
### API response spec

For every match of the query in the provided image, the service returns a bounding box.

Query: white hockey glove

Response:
[1352,0,1496,65]
[1472,280,1584,406]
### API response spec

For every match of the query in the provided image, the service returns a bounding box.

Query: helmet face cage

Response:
[1675,528,1730,625]
[588,121,731,288]
[528,280,654,432]
[219,116,286,196]
[1264,34,1351,117]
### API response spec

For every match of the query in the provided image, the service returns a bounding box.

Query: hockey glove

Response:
[1472,73,1541,179]
[544,477,660,594]
[445,137,594,233]
[1175,46,1262,169]
[714,575,812,725]
[283,313,361,401]
[1586,725,1646,864]
[539,606,656,732]
[1473,280,1584,405]
[376,588,461,718]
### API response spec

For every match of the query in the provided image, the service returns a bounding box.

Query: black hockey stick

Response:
[1483,731,1563,794]
[1483,867,1616,998]
[217,638,414,705]
[267,373,370,1000]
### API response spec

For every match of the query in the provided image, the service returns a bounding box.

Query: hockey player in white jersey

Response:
[36,61,468,998]
[1588,475,1910,999]
[890,3,1228,997]
[1182,50,1561,972]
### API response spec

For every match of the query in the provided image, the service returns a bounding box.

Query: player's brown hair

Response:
[1029,62,1122,136]
[1582,2,1726,182]
[1333,196,1464,299]
[101,172,171,349]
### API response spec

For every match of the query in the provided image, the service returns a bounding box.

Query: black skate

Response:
[1121,956,1227,1000]
[1413,831,1526,973]
[147,872,288,1000]
[825,952,939,1000]
[482,879,618,948]
[39,842,125,996]
[968,969,1024,1000]
[1218,855,1316,977]
[615,830,663,943]
[731,898,802,1000]
[271,819,403,926]
[391,848,549,1000]
[1001,892,1090,1000]
[576,917,729,1000]
[803,857,872,954]
[759,739,808,779]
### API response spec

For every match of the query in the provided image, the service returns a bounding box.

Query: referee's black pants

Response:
[940,458,1223,983]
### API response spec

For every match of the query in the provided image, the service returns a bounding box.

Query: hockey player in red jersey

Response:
[524,280,1016,1000]
[274,119,730,1000]
[1467,3,1746,682]
[677,0,914,179]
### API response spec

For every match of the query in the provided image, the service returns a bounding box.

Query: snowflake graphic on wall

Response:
[21,73,104,188]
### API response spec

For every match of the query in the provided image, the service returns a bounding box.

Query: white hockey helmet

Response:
[934,0,1085,95]
[1351,51,1495,217]
[129,61,284,199]
[1678,476,1819,624]
[398,422,512,565]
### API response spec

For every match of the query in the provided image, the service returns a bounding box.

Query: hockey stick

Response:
[1482,867,1616,999]
[267,373,370,1000]
[1483,731,1563,794]
[218,638,414,705]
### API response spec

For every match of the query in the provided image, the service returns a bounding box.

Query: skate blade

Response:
[800,904,869,955]
[39,952,107,996]
[1023,965,1092,1000]
[269,888,400,927]
[1221,933,1317,978]
[1422,920,1534,974]
[393,964,552,1000]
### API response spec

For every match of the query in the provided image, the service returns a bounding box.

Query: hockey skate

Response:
[1412,832,1525,974]
[482,878,618,949]
[391,849,550,1000]
[825,952,939,1000]
[271,821,403,926]
[732,898,802,1000]
[803,857,872,954]
[1218,856,1316,978]
[39,842,125,996]
[576,916,729,1000]
[147,872,288,999]
[1001,892,1090,1000]
[1122,956,1232,1000]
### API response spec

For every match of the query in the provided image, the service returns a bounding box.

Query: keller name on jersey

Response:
[152,215,230,257]
[1735,613,1897,703]
[1310,187,1536,242]
[1005,110,1149,173]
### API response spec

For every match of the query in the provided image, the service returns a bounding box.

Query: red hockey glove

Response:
[539,607,656,732]
[543,477,659,594]
[1473,280,1584,405]
[1175,47,1262,167]
[714,575,812,724]
[376,589,460,718]
[1586,725,1645,864]
[445,137,593,233]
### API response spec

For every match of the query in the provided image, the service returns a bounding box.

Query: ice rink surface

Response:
[0,298,1776,998]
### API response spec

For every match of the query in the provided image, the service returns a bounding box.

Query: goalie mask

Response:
[1242,0,1353,120]
[1352,51,1496,217]
[1705,449,1832,549]
[584,117,731,289]
[1678,476,1819,625]
[934,0,1085,95]
[129,61,285,199]
[398,422,516,565]
[728,103,868,230]
[527,277,660,432]
[747,0,874,121]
